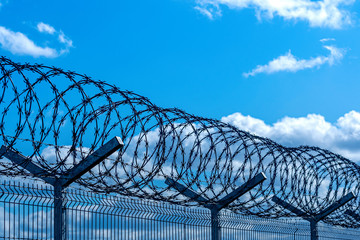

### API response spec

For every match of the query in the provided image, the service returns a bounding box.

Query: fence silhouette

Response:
[0,57,360,239]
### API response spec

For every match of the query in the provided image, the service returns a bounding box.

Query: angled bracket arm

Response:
[216,172,267,210]
[166,172,267,210]
[314,192,355,222]
[60,136,124,188]
[166,172,267,240]
[272,192,355,240]
[1,136,123,240]
[272,196,307,218]
[165,177,209,206]
[272,192,355,222]
[345,209,360,222]
[0,146,56,185]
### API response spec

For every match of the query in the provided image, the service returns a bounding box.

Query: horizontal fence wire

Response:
[1,180,360,240]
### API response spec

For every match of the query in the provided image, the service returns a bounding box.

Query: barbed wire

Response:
[0,56,359,227]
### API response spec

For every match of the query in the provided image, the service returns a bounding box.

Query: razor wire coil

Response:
[0,57,359,227]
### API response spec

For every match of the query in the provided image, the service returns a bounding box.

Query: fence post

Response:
[54,183,65,240]
[310,220,318,240]
[165,172,266,240]
[210,208,220,240]
[0,136,124,240]
[272,192,355,240]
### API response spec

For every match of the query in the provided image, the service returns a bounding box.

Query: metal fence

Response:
[1,181,360,240]
[1,58,360,240]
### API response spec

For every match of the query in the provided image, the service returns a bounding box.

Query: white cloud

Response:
[0,24,73,58]
[0,26,58,58]
[195,0,355,28]
[195,6,215,19]
[243,45,344,77]
[221,110,360,162]
[320,38,336,42]
[194,4,221,19]
[37,22,55,35]
[37,22,73,55]
[58,31,73,51]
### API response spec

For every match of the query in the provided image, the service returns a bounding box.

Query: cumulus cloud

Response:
[221,111,360,162]
[195,0,354,28]
[0,24,73,58]
[243,44,344,77]
[37,22,55,35]
[0,26,58,58]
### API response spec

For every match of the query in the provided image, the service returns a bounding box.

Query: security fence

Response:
[1,57,360,240]
[1,180,360,240]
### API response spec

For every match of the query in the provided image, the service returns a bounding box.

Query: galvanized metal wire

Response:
[1,181,360,240]
[0,57,359,227]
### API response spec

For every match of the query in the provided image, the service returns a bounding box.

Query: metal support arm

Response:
[60,136,123,188]
[0,146,56,185]
[165,172,266,240]
[272,196,307,218]
[272,192,354,222]
[272,192,355,240]
[165,177,209,206]
[215,173,266,210]
[314,192,354,222]
[166,172,266,210]
[0,136,124,188]
[1,136,124,240]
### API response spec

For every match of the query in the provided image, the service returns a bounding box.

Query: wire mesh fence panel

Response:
[0,181,54,240]
[65,187,211,240]
[220,211,311,240]
[318,223,360,240]
[1,180,360,240]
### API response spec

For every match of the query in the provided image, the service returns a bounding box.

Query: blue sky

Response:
[2,0,360,160]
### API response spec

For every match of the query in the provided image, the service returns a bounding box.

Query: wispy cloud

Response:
[243,44,344,77]
[194,6,214,19]
[37,22,55,35]
[0,26,58,58]
[195,0,355,29]
[37,22,73,54]
[194,4,221,19]
[320,38,336,43]
[222,110,360,162]
[58,31,73,48]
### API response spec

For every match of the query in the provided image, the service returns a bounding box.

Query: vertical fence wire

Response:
[1,180,360,240]
[0,181,54,240]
